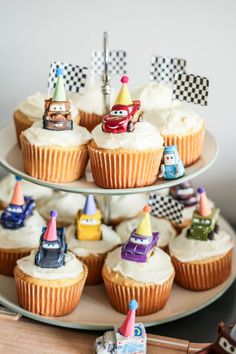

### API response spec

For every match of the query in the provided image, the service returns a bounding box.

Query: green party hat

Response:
[53,67,67,101]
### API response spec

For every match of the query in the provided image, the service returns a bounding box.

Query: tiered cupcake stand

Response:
[0,123,235,330]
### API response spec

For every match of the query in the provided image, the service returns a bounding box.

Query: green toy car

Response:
[187,207,220,241]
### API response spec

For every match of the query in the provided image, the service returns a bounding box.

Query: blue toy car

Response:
[0,196,36,229]
[35,227,67,268]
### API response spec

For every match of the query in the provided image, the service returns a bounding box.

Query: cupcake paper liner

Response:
[79,111,103,132]
[20,135,89,183]
[14,265,88,316]
[171,250,233,291]
[14,110,33,147]
[88,141,163,189]
[102,266,174,315]
[162,125,205,166]
[78,253,107,285]
[0,248,32,276]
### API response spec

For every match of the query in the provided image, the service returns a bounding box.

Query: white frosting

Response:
[96,194,149,221]
[169,228,234,262]
[0,211,45,249]
[92,122,164,150]
[105,246,174,285]
[38,191,85,225]
[17,92,79,121]
[67,224,121,257]
[17,250,84,280]
[144,101,204,136]
[116,215,176,248]
[69,77,117,115]
[132,82,173,111]
[23,120,91,147]
[0,174,53,204]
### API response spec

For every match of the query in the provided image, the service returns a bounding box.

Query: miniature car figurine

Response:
[0,176,35,229]
[159,145,185,180]
[187,187,220,241]
[76,195,102,241]
[35,210,67,268]
[196,321,236,353]
[94,300,147,353]
[43,67,73,131]
[102,76,143,133]
[170,181,198,207]
[121,205,159,263]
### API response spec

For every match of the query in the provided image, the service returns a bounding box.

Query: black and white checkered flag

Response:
[90,50,127,76]
[149,193,184,224]
[173,73,209,106]
[48,61,88,94]
[149,56,186,83]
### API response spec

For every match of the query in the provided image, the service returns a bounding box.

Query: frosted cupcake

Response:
[14,210,87,316]
[70,76,116,132]
[14,92,80,146]
[0,177,45,276]
[88,76,164,189]
[116,214,176,251]
[169,188,234,290]
[20,68,91,182]
[102,206,175,315]
[37,191,85,227]
[67,195,121,285]
[96,193,149,226]
[0,173,53,210]
[144,101,205,166]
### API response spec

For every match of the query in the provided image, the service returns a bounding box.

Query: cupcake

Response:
[88,76,164,189]
[37,191,85,227]
[116,214,176,251]
[170,181,214,233]
[169,188,234,291]
[0,173,53,210]
[14,210,87,316]
[14,92,80,146]
[67,195,121,285]
[144,100,205,166]
[20,68,91,183]
[96,193,149,226]
[0,177,45,276]
[102,206,175,315]
[69,76,116,132]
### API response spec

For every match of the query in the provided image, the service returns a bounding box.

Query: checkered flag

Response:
[149,193,184,224]
[149,56,186,83]
[48,61,88,94]
[173,73,209,106]
[90,50,127,76]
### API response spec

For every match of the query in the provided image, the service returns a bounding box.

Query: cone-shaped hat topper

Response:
[43,210,58,241]
[136,205,152,237]
[115,76,133,105]
[197,187,212,217]
[53,67,67,102]
[83,195,97,215]
[120,300,138,337]
[10,176,25,206]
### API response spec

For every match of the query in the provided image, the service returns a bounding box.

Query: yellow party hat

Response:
[136,205,152,237]
[115,76,133,105]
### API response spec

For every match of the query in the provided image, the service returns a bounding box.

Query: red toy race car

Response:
[102,100,143,133]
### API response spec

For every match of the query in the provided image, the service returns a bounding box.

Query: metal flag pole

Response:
[102,32,111,114]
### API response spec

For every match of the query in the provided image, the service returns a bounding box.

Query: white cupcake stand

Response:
[0,123,235,330]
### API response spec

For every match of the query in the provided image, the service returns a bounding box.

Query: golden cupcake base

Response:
[79,111,103,132]
[0,247,32,276]
[171,250,233,291]
[78,253,107,286]
[102,266,175,315]
[14,265,88,317]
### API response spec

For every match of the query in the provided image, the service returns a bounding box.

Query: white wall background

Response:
[0,0,235,223]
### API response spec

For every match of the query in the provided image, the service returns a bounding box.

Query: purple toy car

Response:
[0,196,36,229]
[121,230,159,263]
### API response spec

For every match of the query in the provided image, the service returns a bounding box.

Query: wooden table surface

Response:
[0,315,207,354]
